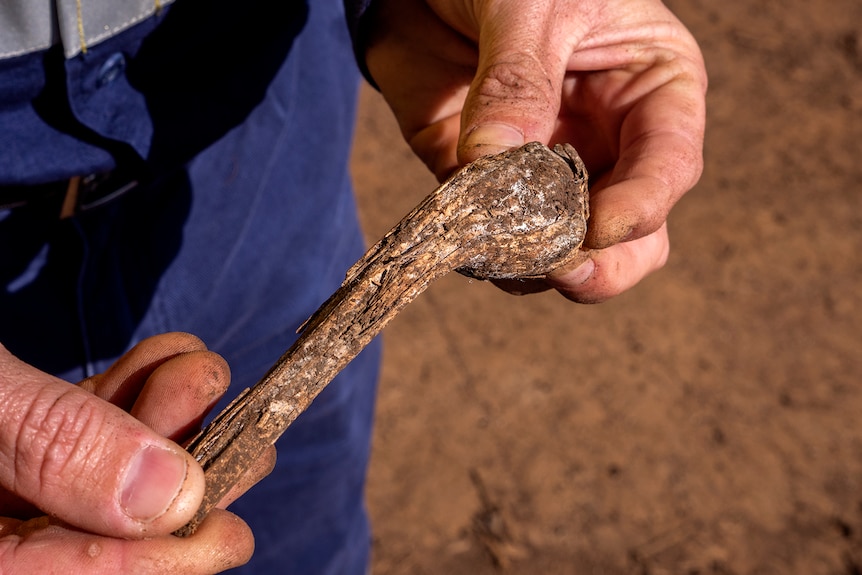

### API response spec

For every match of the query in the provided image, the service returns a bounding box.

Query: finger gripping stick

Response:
[174,142,589,537]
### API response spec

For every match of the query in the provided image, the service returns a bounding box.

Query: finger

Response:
[489,249,590,296]
[365,0,477,179]
[457,0,574,163]
[79,332,208,410]
[0,509,253,575]
[129,350,230,443]
[0,345,205,538]
[118,340,274,509]
[584,55,706,248]
[546,223,670,303]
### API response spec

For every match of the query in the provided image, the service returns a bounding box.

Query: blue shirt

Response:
[1,2,383,574]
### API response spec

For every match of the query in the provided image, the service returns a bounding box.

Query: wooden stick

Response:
[174,142,589,536]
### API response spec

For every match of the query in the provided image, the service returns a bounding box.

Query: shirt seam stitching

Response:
[66,6,155,58]
[0,40,53,60]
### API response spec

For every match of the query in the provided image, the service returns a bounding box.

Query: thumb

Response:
[458,0,571,163]
[0,344,204,538]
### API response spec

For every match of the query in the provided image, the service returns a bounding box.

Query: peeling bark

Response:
[175,142,589,537]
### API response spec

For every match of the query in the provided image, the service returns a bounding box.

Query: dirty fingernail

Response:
[120,446,187,522]
[464,123,525,152]
[561,259,595,286]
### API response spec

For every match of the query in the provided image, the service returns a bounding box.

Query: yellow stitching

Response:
[76,0,87,54]
[155,0,163,10]
[60,177,82,219]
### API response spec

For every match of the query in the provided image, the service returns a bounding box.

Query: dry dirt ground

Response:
[349,1,862,573]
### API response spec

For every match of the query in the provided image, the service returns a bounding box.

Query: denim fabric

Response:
[0,1,381,573]
[0,0,318,183]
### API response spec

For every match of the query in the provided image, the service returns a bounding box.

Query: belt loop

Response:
[60,176,82,219]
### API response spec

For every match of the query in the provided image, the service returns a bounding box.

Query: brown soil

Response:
[350,1,862,573]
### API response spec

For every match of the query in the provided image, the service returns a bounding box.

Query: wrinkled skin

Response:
[0,333,274,575]
[365,0,707,302]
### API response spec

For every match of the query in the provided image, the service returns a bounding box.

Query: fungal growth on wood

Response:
[175,142,589,537]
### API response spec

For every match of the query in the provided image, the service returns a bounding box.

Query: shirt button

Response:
[97,52,127,87]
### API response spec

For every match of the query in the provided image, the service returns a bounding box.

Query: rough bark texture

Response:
[174,142,589,537]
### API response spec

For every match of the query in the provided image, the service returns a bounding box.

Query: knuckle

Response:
[474,54,556,112]
[13,387,108,497]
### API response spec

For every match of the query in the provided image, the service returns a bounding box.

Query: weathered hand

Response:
[365,0,707,302]
[0,333,273,574]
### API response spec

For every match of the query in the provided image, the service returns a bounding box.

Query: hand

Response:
[0,333,274,574]
[365,0,707,302]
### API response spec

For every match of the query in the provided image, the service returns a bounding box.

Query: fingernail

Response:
[120,446,187,522]
[464,123,525,152]
[562,259,595,285]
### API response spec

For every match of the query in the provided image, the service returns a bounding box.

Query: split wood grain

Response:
[175,142,589,536]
